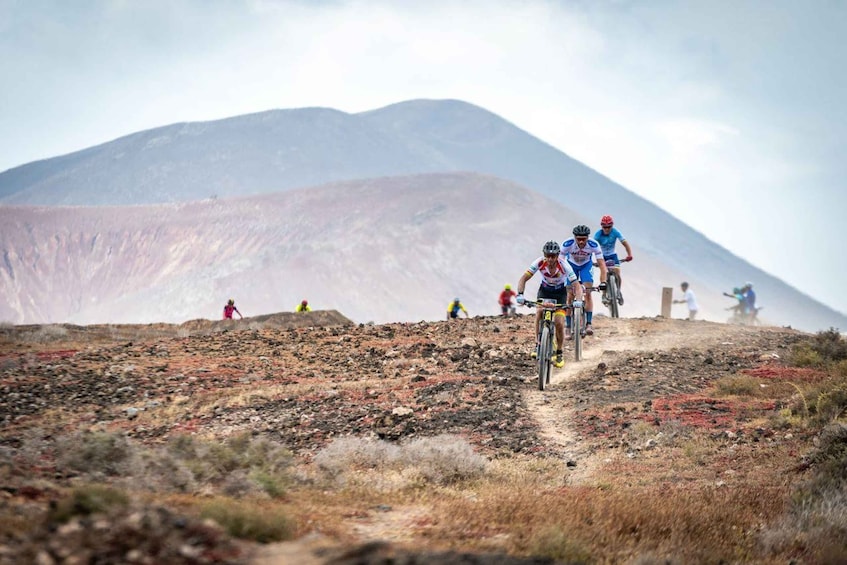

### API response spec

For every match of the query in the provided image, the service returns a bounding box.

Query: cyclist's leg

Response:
[552,286,567,350]
[551,287,567,365]
[576,263,596,332]
[564,284,574,335]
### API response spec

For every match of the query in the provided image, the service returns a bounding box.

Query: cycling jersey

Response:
[499,289,517,306]
[448,301,467,318]
[743,289,756,313]
[594,227,626,257]
[561,238,603,267]
[526,256,578,289]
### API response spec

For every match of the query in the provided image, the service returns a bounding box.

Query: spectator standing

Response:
[673,282,698,320]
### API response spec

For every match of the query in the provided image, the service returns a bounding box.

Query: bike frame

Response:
[602,257,630,318]
[566,286,601,362]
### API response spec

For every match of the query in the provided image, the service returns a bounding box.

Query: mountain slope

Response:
[0,173,711,326]
[1,172,843,330]
[1,99,843,329]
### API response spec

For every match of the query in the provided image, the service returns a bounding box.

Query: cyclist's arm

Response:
[571,281,584,302]
[622,240,633,259]
[596,253,608,282]
[516,271,533,295]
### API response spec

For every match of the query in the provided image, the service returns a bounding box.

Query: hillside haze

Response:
[1,100,845,331]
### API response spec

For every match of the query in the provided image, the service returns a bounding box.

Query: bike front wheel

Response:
[572,306,583,361]
[538,325,552,390]
[607,274,619,318]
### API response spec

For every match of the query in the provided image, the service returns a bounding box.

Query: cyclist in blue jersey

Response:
[594,215,633,305]
[561,225,607,337]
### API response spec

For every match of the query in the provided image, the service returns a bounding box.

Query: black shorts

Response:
[537,285,568,306]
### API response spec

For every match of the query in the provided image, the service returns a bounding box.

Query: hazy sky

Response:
[2,0,846,315]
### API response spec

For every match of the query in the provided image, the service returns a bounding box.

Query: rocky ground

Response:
[0,310,810,563]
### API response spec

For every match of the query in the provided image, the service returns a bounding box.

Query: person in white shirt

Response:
[673,281,699,320]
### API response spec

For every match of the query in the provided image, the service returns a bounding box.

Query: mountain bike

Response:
[601,257,631,318]
[726,304,764,326]
[521,299,563,391]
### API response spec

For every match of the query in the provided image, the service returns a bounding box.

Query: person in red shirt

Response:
[498,284,517,316]
[223,298,243,320]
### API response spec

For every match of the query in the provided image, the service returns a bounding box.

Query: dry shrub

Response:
[46,431,292,497]
[760,424,847,561]
[56,431,135,477]
[790,328,847,367]
[401,434,489,484]
[155,432,294,496]
[313,434,489,487]
[19,324,68,343]
[715,374,762,396]
[429,475,787,562]
[49,484,130,523]
[199,497,293,543]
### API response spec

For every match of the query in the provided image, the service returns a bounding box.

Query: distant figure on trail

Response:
[447,298,469,320]
[673,282,698,320]
[594,215,633,305]
[223,298,243,320]
[295,299,312,313]
[741,282,757,317]
[498,284,517,316]
[723,287,745,319]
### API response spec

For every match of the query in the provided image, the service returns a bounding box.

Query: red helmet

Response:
[301,299,308,305]
[600,215,614,227]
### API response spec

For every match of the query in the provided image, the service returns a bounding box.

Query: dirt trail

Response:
[522,315,715,484]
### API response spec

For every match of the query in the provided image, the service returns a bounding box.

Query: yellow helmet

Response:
[504,284,512,290]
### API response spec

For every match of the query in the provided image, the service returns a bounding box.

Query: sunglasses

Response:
[575,237,588,241]
[601,224,613,229]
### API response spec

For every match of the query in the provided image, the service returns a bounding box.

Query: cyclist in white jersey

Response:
[561,225,607,336]
[516,240,584,368]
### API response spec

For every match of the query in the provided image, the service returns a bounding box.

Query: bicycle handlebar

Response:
[519,299,564,309]
[603,257,632,267]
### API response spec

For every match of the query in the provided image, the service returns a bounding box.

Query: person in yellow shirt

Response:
[295,299,311,312]
[446,298,468,320]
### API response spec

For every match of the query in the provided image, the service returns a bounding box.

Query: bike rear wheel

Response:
[607,274,620,318]
[572,306,583,361]
[538,325,552,390]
